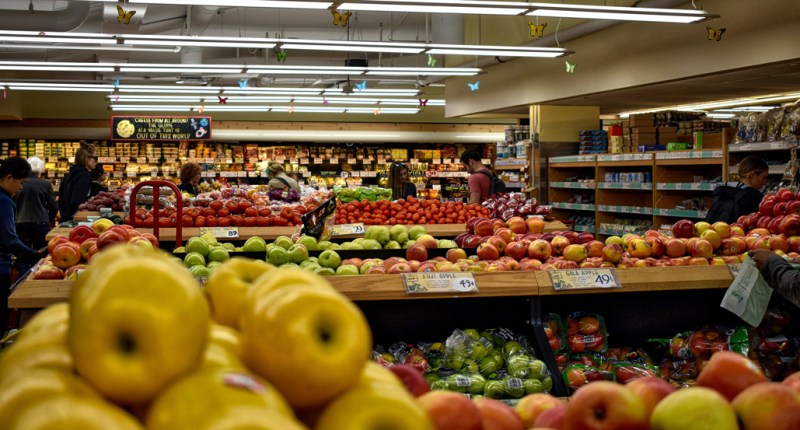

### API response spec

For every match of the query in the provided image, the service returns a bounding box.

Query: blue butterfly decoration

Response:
[467,81,480,92]
[238,79,248,89]
[113,78,120,88]
[354,80,367,91]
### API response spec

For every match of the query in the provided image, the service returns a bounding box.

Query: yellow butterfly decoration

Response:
[332,10,352,27]
[706,26,726,41]
[528,22,547,38]
[116,5,136,25]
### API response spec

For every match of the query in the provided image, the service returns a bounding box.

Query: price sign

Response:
[330,157,339,164]
[137,157,147,164]
[402,272,478,294]
[120,157,130,163]
[300,158,309,164]
[313,158,322,165]
[199,227,239,239]
[410,158,419,164]
[347,158,357,164]
[433,158,441,164]
[331,223,365,236]
[549,268,621,291]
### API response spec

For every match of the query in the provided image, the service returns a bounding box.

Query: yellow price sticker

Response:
[549,268,620,291]
[331,223,365,236]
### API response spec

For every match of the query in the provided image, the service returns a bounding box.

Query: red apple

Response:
[463,235,482,248]
[474,219,495,237]
[506,216,527,234]
[415,234,438,249]
[486,236,507,254]
[645,236,666,258]
[779,214,800,236]
[406,243,429,262]
[562,231,579,245]
[78,238,98,261]
[627,238,652,259]
[550,236,570,256]
[759,197,777,216]
[671,219,694,239]
[47,235,70,255]
[625,377,676,420]
[68,225,98,244]
[776,188,795,202]
[51,242,81,269]
[526,217,545,234]
[786,200,800,216]
[515,393,564,428]
[562,244,588,263]
[528,239,552,261]
[504,241,528,261]
[106,225,130,241]
[473,398,524,430]
[564,381,648,430]
[532,403,566,429]
[732,382,800,430]
[602,243,624,263]
[416,262,438,273]
[387,262,412,274]
[365,265,387,274]
[96,229,127,250]
[664,238,687,258]
[696,351,767,401]
[32,264,65,280]
[476,243,500,261]
[490,219,506,232]
[387,364,430,397]
[577,232,596,244]
[417,391,482,430]
[493,228,515,244]
[782,371,800,394]
[687,239,713,259]
[584,240,604,258]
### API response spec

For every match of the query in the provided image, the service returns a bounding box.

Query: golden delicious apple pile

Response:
[0,245,433,429]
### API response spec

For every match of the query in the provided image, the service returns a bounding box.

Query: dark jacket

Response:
[59,164,92,222]
[178,181,199,195]
[705,181,763,223]
[90,181,108,197]
[761,256,800,308]
[399,182,417,199]
[15,176,57,224]
[0,188,39,275]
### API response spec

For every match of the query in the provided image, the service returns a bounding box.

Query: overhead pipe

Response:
[0,1,90,32]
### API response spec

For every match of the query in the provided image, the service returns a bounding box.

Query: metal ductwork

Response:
[0,1,90,32]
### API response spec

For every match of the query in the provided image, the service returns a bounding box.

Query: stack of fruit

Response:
[1,245,437,429]
[178,234,235,277]
[739,187,800,235]
[334,197,491,225]
[33,219,158,280]
[334,186,392,203]
[481,192,552,220]
[77,190,126,212]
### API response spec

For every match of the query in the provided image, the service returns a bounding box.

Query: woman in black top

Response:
[388,162,417,200]
[59,142,97,222]
[706,155,768,223]
[90,165,108,197]
[178,162,202,195]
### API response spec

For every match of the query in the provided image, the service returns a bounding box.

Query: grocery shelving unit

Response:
[547,155,597,233]
[594,153,654,239]
[727,139,798,184]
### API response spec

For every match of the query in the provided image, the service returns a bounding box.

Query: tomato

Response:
[217,217,231,227]
[181,215,193,227]
[205,216,217,227]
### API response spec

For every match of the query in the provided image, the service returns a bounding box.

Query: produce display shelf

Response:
[551,202,596,211]
[45,221,569,241]
[9,266,735,309]
[505,182,527,189]
[596,227,648,237]
[573,224,595,233]
[596,182,653,190]
[549,181,595,190]
[730,164,789,175]
[654,208,708,218]
[654,150,723,160]
[727,141,798,152]
[73,211,126,221]
[656,183,718,191]
[494,164,528,171]
[655,158,723,166]
[596,205,653,215]
[597,154,653,162]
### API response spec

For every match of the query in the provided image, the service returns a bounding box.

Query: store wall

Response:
[445,0,800,117]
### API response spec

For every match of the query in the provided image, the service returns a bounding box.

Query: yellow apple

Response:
[248,267,337,299]
[146,367,295,430]
[8,394,143,430]
[209,323,242,356]
[650,387,738,430]
[0,322,73,386]
[203,257,274,329]
[18,302,69,338]
[189,406,309,430]
[315,384,433,430]
[201,322,245,370]
[91,218,115,235]
[0,368,100,427]
[356,361,405,391]
[241,283,372,409]
[68,245,210,405]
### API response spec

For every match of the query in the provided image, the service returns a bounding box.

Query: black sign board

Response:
[111,116,212,141]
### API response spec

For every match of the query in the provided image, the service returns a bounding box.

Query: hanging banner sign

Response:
[111,116,212,141]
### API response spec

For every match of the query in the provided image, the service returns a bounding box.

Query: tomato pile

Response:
[335,197,491,225]
[125,198,307,228]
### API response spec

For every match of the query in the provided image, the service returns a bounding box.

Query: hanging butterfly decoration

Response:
[274,47,288,62]
[528,22,547,37]
[197,104,205,114]
[467,80,480,92]
[218,96,228,104]
[113,78,120,88]
[116,5,136,25]
[565,61,577,73]
[3,85,7,100]
[287,103,295,113]
[114,94,119,102]
[706,26,726,42]
[354,80,367,91]
[238,79,249,89]
[331,10,352,27]
[427,54,439,67]
[419,99,428,107]
[373,108,381,115]
[322,97,328,106]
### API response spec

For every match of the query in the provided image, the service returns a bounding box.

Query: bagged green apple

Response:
[442,329,480,372]
[566,311,608,354]
[482,375,550,399]
[543,313,566,353]
[611,361,658,384]
[436,373,486,395]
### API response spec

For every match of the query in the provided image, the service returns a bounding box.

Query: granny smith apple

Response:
[173,246,186,253]
[359,261,378,274]
[185,237,209,257]
[207,261,223,270]
[190,265,211,278]
[302,263,321,272]
[287,244,309,264]
[318,250,342,269]
[221,243,235,252]
[390,225,409,244]
[279,262,300,269]
[184,252,206,268]
[200,233,219,246]
[296,235,318,251]
[367,226,391,245]
[437,240,457,249]
[234,247,243,252]
[313,266,336,276]
[274,236,294,250]
[207,247,230,264]
[409,226,427,241]
[403,239,416,249]
[483,380,505,398]
[242,236,267,253]
[335,264,360,276]
[317,240,333,250]
[523,378,544,395]
[267,246,291,266]
[361,239,382,250]
[383,240,401,249]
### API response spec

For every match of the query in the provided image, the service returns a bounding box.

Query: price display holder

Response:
[199,227,239,239]
[402,272,478,294]
[331,223,365,236]
[549,268,620,291]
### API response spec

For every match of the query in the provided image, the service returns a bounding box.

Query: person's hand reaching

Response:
[747,249,775,270]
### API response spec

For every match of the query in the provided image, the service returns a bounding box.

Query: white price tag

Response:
[119,157,129,163]
[330,157,339,164]
[432,159,441,164]
[126,171,137,177]
[347,158,357,164]
[549,268,621,290]
[402,272,478,294]
[300,158,309,164]
[199,227,239,239]
[137,157,147,163]
[314,158,322,165]
[410,158,419,164]
[331,223,365,236]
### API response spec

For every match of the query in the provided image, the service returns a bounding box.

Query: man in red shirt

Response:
[460,148,492,204]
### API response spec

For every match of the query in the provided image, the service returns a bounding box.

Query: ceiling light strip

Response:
[107,95,445,106]
[108,104,420,114]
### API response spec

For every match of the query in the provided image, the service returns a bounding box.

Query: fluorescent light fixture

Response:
[120,0,333,9]
[109,104,420,114]
[705,113,735,119]
[426,44,567,58]
[620,92,800,117]
[106,94,444,106]
[526,3,715,23]
[365,67,480,76]
[279,39,423,54]
[340,0,529,15]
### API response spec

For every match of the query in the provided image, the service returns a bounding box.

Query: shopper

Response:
[15,156,57,252]
[706,155,769,223]
[90,165,108,197]
[460,148,493,204]
[267,162,301,193]
[748,249,800,308]
[178,162,202,196]
[388,162,417,199]
[0,157,45,332]
[58,141,97,222]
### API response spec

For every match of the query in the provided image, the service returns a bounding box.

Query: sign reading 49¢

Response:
[549,268,621,291]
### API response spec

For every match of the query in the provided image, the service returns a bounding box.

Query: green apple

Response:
[221,242,235,252]
[242,236,267,253]
[469,343,488,362]
[478,357,501,377]
[299,258,318,269]
[287,244,309,264]
[504,377,525,398]
[483,380,505,399]
[359,261,377,274]
[189,265,211,278]
[302,263,321,272]
[173,246,186,253]
[445,353,465,370]
[361,239,382,250]
[279,262,300,269]
[200,233,219,247]
[390,225,409,244]
[523,378,544,395]
[296,235,318,251]
[528,359,547,379]
[467,374,486,395]
[207,247,230,264]
[327,243,341,250]
[463,329,480,339]
[403,240,416,249]
[185,237,210,257]
[317,240,333,250]
[408,226,427,241]
[318,250,342,269]
[343,242,364,250]
[462,359,479,374]
[383,240,401,249]
[335,265,360,276]
[352,238,365,245]
[184,252,206,268]
[437,240,457,249]
[430,380,449,391]
[234,247,244,252]
[274,236,294,250]
[313,266,336,276]
[207,261,223,270]
[267,246,291,266]
[367,226,391,245]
